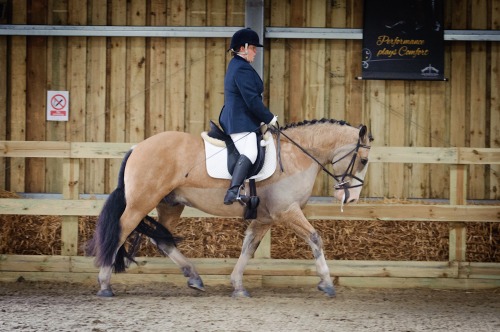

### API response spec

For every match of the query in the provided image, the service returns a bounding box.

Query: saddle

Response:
[201,121,277,219]
[201,121,276,181]
[206,121,265,177]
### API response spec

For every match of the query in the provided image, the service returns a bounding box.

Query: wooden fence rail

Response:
[0,141,499,289]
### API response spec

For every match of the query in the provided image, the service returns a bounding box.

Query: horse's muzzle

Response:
[333,183,361,210]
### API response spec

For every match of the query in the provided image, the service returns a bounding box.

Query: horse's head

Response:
[330,125,372,207]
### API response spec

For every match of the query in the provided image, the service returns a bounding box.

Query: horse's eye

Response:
[361,158,368,166]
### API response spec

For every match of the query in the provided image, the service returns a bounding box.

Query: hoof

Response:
[97,289,114,297]
[188,277,205,292]
[317,282,336,297]
[232,289,251,298]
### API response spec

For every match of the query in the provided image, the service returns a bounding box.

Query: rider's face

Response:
[240,45,257,63]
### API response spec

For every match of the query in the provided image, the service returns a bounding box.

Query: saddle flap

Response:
[202,129,277,182]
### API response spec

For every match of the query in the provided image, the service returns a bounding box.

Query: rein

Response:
[272,123,371,192]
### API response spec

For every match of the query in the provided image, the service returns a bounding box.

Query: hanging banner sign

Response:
[47,91,69,121]
[361,0,444,80]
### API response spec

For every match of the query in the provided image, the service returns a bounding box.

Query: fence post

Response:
[61,158,79,256]
[254,230,271,259]
[449,164,467,262]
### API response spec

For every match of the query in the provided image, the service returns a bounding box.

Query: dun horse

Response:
[86,119,372,297]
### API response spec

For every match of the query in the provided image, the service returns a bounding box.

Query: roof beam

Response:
[1,25,499,42]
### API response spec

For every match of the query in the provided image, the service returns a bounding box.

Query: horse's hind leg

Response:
[97,265,114,297]
[154,201,204,291]
[97,207,148,297]
[231,220,272,298]
[277,202,335,297]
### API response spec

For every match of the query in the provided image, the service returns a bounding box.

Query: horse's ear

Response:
[359,125,367,139]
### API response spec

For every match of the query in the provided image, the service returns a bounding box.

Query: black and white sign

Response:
[361,0,444,80]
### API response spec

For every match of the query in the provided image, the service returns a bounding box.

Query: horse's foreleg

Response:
[155,202,204,291]
[231,220,272,298]
[309,232,336,297]
[278,203,335,297]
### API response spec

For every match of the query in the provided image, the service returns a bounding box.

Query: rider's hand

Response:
[269,115,278,127]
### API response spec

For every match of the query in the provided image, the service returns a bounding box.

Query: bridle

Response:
[330,137,371,206]
[331,137,371,191]
[272,125,371,194]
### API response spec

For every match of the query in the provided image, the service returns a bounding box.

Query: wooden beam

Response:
[1,142,499,164]
[335,276,500,289]
[0,200,498,223]
[302,203,500,222]
[0,255,464,278]
[0,141,70,158]
[0,198,104,216]
[1,255,499,290]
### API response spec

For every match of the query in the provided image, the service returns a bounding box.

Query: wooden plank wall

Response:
[0,0,498,200]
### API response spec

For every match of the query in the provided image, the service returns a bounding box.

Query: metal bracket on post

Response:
[245,0,264,80]
[244,1,270,259]
[0,0,7,23]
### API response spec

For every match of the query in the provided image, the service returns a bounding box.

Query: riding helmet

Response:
[228,28,263,51]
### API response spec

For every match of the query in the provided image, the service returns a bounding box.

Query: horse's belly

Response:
[172,187,245,217]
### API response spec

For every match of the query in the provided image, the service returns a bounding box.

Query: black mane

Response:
[279,118,351,131]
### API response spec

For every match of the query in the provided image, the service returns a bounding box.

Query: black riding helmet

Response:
[228,28,263,51]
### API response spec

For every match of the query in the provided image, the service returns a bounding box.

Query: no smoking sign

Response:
[47,91,69,121]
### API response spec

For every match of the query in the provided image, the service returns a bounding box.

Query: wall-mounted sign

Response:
[47,90,69,121]
[361,0,444,80]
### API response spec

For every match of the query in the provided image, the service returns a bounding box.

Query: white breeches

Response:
[230,132,258,164]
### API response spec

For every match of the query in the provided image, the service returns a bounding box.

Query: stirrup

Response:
[224,184,246,205]
[235,184,249,206]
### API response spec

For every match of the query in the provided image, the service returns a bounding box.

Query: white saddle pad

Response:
[201,132,277,181]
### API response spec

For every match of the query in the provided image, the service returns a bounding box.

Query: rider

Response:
[219,28,277,205]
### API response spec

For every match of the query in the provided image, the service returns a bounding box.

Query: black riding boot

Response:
[224,155,253,205]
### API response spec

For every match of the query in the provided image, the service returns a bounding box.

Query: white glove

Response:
[269,115,278,127]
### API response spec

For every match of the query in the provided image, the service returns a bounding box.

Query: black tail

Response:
[85,150,132,271]
[86,149,179,273]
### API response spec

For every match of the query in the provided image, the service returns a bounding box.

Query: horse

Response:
[86,118,373,298]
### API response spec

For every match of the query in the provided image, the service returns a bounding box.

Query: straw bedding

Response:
[0,190,498,262]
